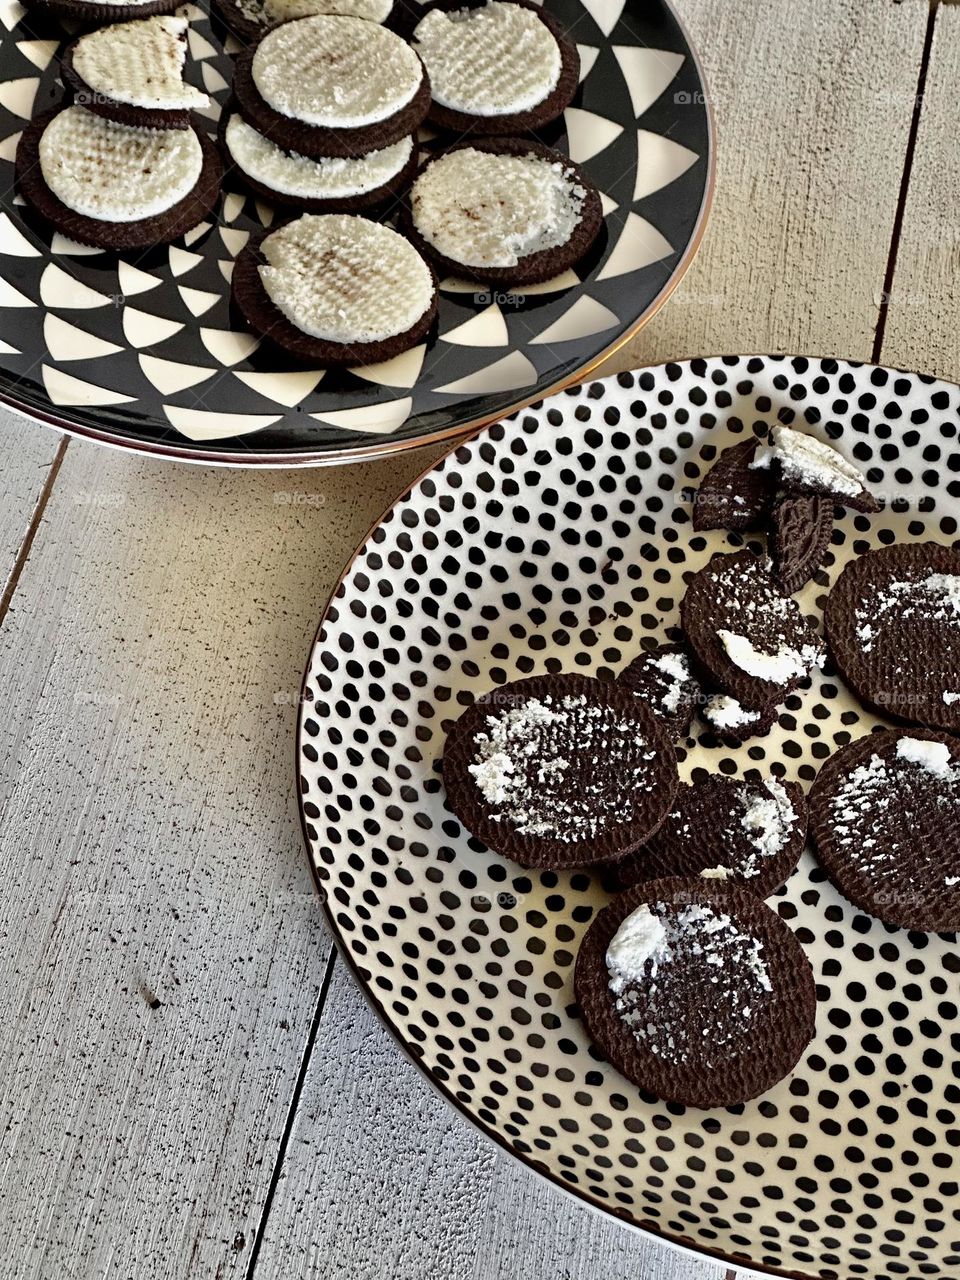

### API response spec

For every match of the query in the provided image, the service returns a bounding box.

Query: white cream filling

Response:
[259,214,434,344]
[72,16,209,112]
[896,737,955,779]
[718,629,823,683]
[39,107,203,223]
[252,16,423,128]
[265,0,392,19]
[410,147,585,269]
[225,115,411,199]
[750,425,870,500]
[414,2,561,116]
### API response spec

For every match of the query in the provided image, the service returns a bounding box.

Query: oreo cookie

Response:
[824,541,960,732]
[412,0,578,134]
[17,107,221,252]
[61,16,208,131]
[700,693,779,743]
[21,0,179,25]
[232,214,438,364]
[618,643,701,740]
[610,774,808,899]
[574,877,817,1107]
[750,425,879,513]
[692,438,775,532]
[681,550,824,712]
[770,493,834,594]
[809,728,960,932]
[442,673,679,870]
[212,0,395,44]
[220,107,417,213]
[232,15,430,159]
[403,137,603,286]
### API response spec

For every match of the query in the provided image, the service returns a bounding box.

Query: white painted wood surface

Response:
[0,0,954,1277]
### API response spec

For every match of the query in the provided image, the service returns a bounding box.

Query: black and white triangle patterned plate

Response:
[0,0,711,464]
[298,356,960,1280]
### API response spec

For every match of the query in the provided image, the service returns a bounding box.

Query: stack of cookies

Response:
[16,14,220,250]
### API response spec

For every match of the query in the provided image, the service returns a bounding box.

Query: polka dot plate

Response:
[0,0,711,465]
[298,355,960,1280]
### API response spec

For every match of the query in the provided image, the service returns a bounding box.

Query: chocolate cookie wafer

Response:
[750,425,879,513]
[770,493,834,594]
[403,138,602,286]
[610,774,808,898]
[575,877,817,1107]
[213,0,394,44]
[412,0,578,134]
[61,16,209,131]
[232,213,438,364]
[681,550,824,712]
[809,728,960,931]
[618,643,701,740]
[22,0,179,26]
[232,15,430,159]
[700,693,780,744]
[824,541,960,732]
[442,674,679,870]
[692,438,776,532]
[17,107,220,251]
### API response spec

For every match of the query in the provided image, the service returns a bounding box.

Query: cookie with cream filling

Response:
[413,0,578,133]
[232,15,430,158]
[62,16,209,131]
[403,137,603,286]
[231,213,438,364]
[212,0,394,45]
[21,0,180,27]
[16,106,221,250]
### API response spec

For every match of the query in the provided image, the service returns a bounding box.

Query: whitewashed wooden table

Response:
[0,1,956,1276]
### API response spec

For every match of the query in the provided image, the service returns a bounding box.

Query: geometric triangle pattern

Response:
[0,0,709,460]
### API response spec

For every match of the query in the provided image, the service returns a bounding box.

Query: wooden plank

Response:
[255,3,931,1278]
[253,962,724,1280]
[0,438,431,1279]
[879,2,960,381]
[0,410,62,605]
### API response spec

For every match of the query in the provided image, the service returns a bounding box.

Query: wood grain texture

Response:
[0,439,430,1279]
[879,2,960,381]
[0,410,62,604]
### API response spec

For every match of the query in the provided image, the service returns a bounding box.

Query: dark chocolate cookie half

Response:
[232,16,430,159]
[232,214,438,365]
[402,137,603,286]
[681,550,825,712]
[610,774,808,899]
[442,673,679,870]
[21,0,179,25]
[412,0,579,134]
[824,541,960,733]
[575,876,817,1108]
[770,492,834,594]
[699,693,780,744]
[692,438,776,532]
[809,728,960,932]
[618,643,701,740]
[751,424,880,513]
[16,109,221,252]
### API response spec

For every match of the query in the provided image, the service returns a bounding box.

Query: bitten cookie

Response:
[575,877,817,1108]
[692,438,776,532]
[618,643,701,740]
[61,16,209,131]
[232,213,438,364]
[700,693,780,743]
[750,425,879,513]
[412,0,579,134]
[220,108,417,212]
[442,674,679,870]
[22,0,180,26]
[681,550,824,712]
[610,774,808,899]
[809,728,960,932]
[403,138,603,286]
[770,493,834,594]
[16,106,221,251]
[212,0,394,45]
[824,541,960,733]
[233,15,430,158]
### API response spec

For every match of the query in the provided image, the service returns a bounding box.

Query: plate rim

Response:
[6,0,716,469]
[294,353,960,1279]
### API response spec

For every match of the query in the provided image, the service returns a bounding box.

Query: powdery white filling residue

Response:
[702,694,760,731]
[259,214,433,343]
[266,0,392,20]
[734,779,796,877]
[855,571,960,651]
[648,651,692,714]
[750,424,870,500]
[718,629,823,683]
[252,16,422,127]
[467,693,658,841]
[606,902,773,1066]
[38,107,203,222]
[72,16,209,112]
[896,736,955,779]
[411,147,585,269]
[700,866,733,880]
[414,1,562,116]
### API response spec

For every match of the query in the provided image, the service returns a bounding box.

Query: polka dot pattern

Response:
[298,356,960,1280]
